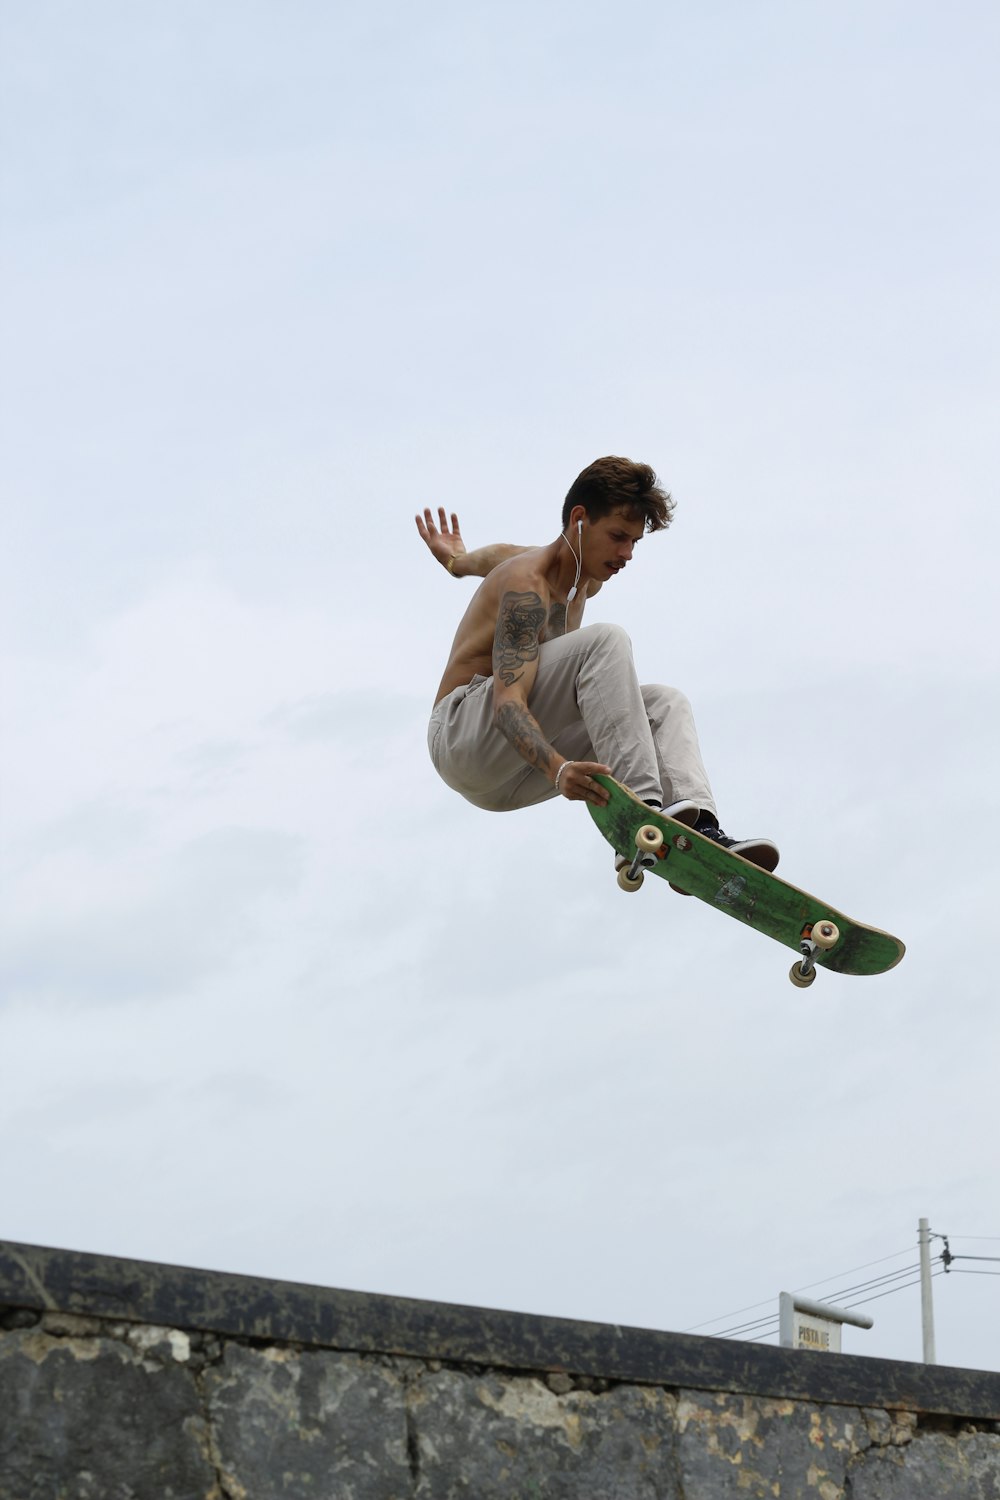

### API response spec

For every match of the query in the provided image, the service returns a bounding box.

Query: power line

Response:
[686,1298,778,1333]
[715,1314,780,1340]
[788,1245,919,1293]
[737,1324,779,1343]
[684,1244,916,1334]
[731,1265,947,1343]
[807,1262,922,1302]
[687,1229,999,1343]
[837,1270,944,1314]
[940,1237,1000,1273]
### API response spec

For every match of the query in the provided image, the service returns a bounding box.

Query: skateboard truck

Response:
[617,825,665,892]
[789,920,841,988]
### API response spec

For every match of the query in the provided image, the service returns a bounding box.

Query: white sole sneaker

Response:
[661,799,700,827]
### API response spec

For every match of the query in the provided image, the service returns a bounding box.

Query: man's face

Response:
[583,507,646,582]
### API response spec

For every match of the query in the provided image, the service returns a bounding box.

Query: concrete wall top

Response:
[1,1239,997,1421]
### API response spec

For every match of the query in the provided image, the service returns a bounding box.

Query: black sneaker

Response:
[694,814,780,873]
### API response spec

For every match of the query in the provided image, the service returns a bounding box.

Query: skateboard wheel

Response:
[812,920,840,951]
[636,825,664,855]
[617,867,644,892]
[789,961,817,989]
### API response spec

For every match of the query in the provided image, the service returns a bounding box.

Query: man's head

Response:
[561,456,674,533]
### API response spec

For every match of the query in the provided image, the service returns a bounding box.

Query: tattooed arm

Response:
[415,507,528,578]
[491,588,610,805]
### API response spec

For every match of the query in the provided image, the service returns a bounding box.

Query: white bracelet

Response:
[554,760,574,793]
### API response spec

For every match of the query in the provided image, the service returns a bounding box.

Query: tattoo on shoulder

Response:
[493,591,546,687]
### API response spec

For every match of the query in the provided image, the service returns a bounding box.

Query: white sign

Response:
[792,1310,841,1353]
[778,1292,873,1351]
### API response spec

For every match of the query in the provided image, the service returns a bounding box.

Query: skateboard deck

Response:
[588,776,905,985]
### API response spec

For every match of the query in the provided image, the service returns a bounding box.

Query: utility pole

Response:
[918,1217,936,1364]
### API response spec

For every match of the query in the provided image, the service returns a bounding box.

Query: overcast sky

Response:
[2,1,999,1373]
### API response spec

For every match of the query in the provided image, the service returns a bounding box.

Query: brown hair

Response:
[561,456,674,532]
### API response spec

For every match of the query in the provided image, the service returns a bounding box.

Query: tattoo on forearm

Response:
[493,591,546,687]
[495,700,553,772]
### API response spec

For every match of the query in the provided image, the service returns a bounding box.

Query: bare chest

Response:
[540,601,569,641]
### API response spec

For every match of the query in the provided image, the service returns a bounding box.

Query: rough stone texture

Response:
[1,1241,999,1499]
[675,1390,867,1497]
[409,1369,680,1498]
[203,1345,412,1499]
[849,1429,1000,1500]
[0,1320,215,1500]
[3,1317,999,1499]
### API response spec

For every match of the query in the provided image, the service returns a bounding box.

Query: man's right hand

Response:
[415,507,466,574]
[555,759,612,806]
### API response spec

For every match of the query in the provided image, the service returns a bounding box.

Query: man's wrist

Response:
[554,759,574,793]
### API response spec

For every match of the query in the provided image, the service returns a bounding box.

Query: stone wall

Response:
[1,1241,998,1499]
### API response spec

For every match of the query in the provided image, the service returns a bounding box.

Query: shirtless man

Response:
[416,455,778,869]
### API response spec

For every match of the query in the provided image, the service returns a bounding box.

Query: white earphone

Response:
[566,518,583,602]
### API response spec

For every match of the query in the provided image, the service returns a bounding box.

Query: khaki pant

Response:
[427,621,717,815]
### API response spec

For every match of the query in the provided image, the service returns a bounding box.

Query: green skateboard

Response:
[588,776,905,987]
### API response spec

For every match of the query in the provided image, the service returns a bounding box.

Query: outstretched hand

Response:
[555,760,612,806]
[415,506,466,573]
